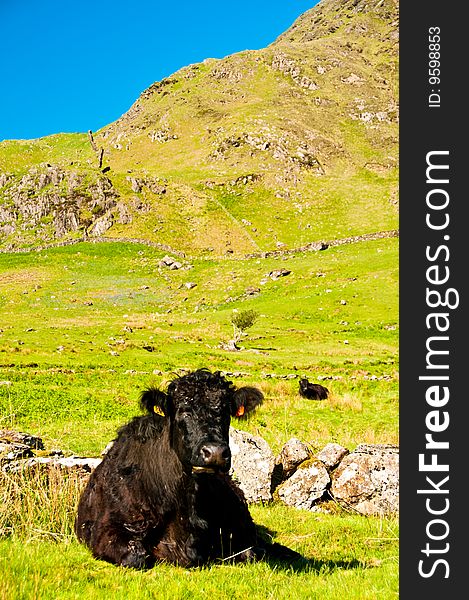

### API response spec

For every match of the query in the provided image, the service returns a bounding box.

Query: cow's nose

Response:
[200,443,231,468]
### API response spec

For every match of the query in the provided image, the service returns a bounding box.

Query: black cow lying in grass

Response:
[75,368,302,569]
[299,378,329,400]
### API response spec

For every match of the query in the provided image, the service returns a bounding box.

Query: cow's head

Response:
[140,369,263,473]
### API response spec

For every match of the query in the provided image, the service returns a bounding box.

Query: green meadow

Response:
[0,239,398,454]
[0,238,398,599]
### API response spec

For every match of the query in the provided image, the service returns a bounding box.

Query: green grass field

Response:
[0,239,398,454]
[0,509,398,600]
[0,238,398,599]
[0,463,398,599]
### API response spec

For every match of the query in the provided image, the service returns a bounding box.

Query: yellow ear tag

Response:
[154,407,164,416]
[235,405,245,417]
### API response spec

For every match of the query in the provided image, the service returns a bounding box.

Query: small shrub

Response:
[230,309,259,346]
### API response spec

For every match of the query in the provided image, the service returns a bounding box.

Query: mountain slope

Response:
[0,0,398,255]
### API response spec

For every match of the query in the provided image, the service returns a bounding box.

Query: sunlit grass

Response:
[0,239,397,454]
[0,467,398,600]
[0,237,398,598]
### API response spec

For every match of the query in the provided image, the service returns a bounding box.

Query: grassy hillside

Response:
[0,0,398,254]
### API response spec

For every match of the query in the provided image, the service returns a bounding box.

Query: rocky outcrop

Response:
[277,459,331,510]
[0,163,177,248]
[0,429,101,475]
[271,51,319,90]
[276,0,399,45]
[0,164,122,245]
[274,437,311,480]
[125,175,167,195]
[208,126,328,176]
[228,433,398,515]
[229,428,275,504]
[330,444,399,515]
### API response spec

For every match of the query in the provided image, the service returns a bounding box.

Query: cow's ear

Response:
[231,386,263,419]
[140,388,170,416]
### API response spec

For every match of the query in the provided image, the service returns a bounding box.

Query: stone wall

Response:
[229,429,398,516]
[1,428,399,516]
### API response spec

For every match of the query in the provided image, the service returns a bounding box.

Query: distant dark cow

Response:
[299,378,329,400]
[75,369,301,569]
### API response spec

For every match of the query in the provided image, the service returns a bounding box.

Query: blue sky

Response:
[0,0,318,141]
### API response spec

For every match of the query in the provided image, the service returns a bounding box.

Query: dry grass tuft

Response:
[0,466,87,541]
[258,380,295,404]
[327,392,363,412]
